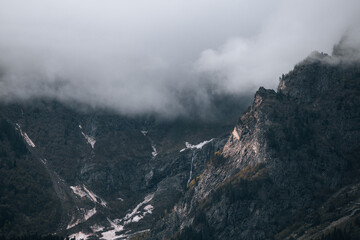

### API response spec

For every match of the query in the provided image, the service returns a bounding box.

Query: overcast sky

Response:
[0,0,359,117]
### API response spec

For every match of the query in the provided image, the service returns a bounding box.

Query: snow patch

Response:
[67,208,96,229]
[16,124,36,147]
[67,217,81,230]
[101,193,155,238]
[131,215,143,223]
[141,130,148,136]
[69,232,92,240]
[144,204,154,214]
[151,145,158,157]
[70,185,87,198]
[23,133,36,147]
[79,124,82,129]
[83,185,99,202]
[117,198,124,202]
[100,218,125,240]
[90,224,104,233]
[83,185,107,207]
[84,208,96,221]
[81,132,96,149]
[180,139,214,152]
[123,193,154,223]
[70,185,107,207]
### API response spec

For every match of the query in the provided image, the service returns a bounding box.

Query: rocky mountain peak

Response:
[150,50,360,239]
[278,51,360,104]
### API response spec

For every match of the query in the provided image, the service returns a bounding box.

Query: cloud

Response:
[0,0,359,118]
[196,0,360,93]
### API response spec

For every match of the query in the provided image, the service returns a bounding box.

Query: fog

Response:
[0,0,359,117]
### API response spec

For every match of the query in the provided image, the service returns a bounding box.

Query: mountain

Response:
[0,44,359,240]
[0,92,250,239]
[149,51,360,239]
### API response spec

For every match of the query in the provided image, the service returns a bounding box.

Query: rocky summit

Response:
[149,50,360,239]
[0,46,360,240]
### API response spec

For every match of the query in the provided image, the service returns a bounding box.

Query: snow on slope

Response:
[70,185,107,207]
[90,224,104,232]
[70,185,87,198]
[84,208,97,221]
[69,231,92,240]
[98,193,155,239]
[81,132,96,149]
[123,193,154,224]
[67,208,97,230]
[15,123,36,147]
[151,144,158,157]
[180,139,214,152]
[100,218,125,240]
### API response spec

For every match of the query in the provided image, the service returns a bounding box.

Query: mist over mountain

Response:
[0,1,360,240]
[0,42,359,240]
[0,0,359,118]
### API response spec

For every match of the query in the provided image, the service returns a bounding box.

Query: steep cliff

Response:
[150,51,360,239]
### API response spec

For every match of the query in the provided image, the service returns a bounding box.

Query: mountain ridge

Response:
[149,51,360,239]
[0,48,359,239]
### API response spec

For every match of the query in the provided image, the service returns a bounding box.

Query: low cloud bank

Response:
[0,0,359,118]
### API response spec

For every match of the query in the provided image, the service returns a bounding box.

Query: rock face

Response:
[0,116,61,237]
[0,94,249,239]
[149,53,360,239]
[0,46,360,240]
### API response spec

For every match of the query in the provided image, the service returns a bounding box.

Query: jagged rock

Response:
[149,52,360,240]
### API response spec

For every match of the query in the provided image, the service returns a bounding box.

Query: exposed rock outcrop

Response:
[149,51,360,240]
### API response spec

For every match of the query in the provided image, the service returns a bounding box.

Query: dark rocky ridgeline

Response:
[149,50,360,239]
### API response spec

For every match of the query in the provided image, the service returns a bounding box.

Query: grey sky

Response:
[0,0,359,117]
